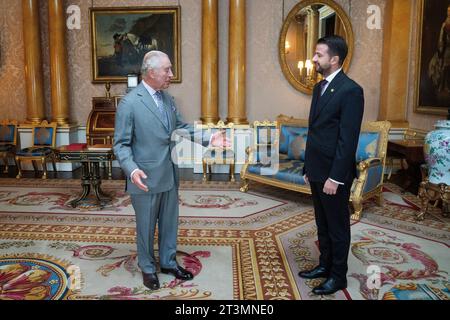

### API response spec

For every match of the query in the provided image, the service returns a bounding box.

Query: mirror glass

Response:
[279,0,354,94]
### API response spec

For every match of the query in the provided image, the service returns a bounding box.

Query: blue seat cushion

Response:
[356,132,379,161]
[16,147,53,157]
[248,159,306,185]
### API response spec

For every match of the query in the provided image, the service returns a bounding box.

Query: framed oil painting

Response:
[414,0,450,116]
[90,6,181,83]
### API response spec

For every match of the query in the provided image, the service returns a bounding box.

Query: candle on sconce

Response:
[305,59,313,76]
[298,61,304,79]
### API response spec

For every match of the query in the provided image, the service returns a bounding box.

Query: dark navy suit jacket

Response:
[304,71,365,184]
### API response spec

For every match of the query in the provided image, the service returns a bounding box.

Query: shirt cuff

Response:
[130,168,139,180]
[329,178,344,185]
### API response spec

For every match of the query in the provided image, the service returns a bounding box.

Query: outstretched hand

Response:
[131,169,149,192]
[209,129,231,148]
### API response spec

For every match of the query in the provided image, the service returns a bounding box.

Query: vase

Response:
[424,120,450,184]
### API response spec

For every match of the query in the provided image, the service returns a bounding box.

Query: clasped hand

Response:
[303,175,338,195]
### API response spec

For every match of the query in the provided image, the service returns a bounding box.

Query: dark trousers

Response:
[310,180,352,282]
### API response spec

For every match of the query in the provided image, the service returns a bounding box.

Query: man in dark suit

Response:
[299,36,364,295]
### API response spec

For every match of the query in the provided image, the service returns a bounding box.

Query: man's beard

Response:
[315,64,324,75]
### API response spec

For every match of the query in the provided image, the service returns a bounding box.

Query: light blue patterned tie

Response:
[154,91,169,128]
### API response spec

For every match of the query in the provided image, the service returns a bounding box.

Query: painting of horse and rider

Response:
[90,7,181,83]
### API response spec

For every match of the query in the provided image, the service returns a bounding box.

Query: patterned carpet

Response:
[0,178,448,300]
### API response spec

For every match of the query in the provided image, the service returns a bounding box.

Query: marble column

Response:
[378,0,412,127]
[227,0,248,125]
[22,0,45,124]
[201,0,219,124]
[48,0,70,126]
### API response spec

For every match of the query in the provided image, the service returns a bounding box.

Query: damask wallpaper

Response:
[0,0,440,130]
[0,0,27,121]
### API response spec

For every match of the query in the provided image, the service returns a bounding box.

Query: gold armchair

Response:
[15,120,57,179]
[0,120,18,173]
[198,121,236,182]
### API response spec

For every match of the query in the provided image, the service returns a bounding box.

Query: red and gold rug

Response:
[0,179,448,300]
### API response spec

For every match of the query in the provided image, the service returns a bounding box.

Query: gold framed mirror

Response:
[279,0,354,94]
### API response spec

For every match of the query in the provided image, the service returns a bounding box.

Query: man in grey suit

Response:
[114,51,221,290]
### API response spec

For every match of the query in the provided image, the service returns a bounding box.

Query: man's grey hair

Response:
[141,51,168,76]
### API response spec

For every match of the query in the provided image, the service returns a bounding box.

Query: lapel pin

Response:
[331,89,335,93]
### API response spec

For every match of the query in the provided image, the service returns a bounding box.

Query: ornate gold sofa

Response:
[240,115,391,221]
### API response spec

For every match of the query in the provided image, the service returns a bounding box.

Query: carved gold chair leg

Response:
[202,160,208,182]
[2,156,8,173]
[230,162,235,182]
[351,199,363,221]
[416,181,445,221]
[376,191,384,207]
[15,157,22,179]
[417,184,428,221]
[240,179,249,192]
[31,160,38,173]
[41,157,48,179]
[51,155,57,172]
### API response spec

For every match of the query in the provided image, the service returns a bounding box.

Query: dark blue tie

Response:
[320,80,328,96]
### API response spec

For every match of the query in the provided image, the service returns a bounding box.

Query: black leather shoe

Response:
[143,272,160,290]
[161,265,193,280]
[298,266,329,279]
[312,277,347,295]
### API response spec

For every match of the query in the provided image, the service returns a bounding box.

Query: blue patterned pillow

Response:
[356,132,379,161]
[287,133,308,160]
[279,126,308,154]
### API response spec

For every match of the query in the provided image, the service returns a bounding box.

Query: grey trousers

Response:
[130,187,179,274]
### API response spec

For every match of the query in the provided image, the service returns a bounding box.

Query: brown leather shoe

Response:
[143,272,160,290]
[161,265,193,280]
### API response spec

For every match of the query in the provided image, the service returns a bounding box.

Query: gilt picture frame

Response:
[414,0,450,116]
[90,6,181,83]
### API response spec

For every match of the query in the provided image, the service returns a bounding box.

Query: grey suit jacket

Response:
[113,83,192,195]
